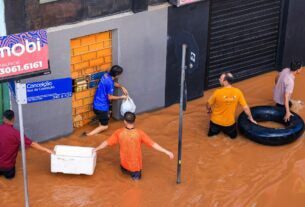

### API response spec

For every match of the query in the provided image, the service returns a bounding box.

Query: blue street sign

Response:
[25,78,72,103]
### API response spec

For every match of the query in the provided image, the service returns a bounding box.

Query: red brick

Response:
[81,35,96,46]
[75,90,90,100]
[89,42,103,51]
[74,61,89,71]
[96,32,110,41]
[97,48,111,57]
[84,67,95,75]
[89,88,96,96]
[83,97,94,106]
[71,39,81,48]
[103,40,111,48]
[71,71,81,79]
[100,63,111,71]
[90,58,104,67]
[72,99,83,108]
[75,105,91,115]
[71,55,82,64]
[104,56,112,64]
[81,52,97,61]
[74,46,89,55]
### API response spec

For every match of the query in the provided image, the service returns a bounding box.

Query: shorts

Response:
[93,109,109,126]
[208,121,237,139]
[0,167,16,179]
[276,101,292,108]
[120,166,142,180]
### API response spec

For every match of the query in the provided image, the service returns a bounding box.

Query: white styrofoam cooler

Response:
[51,145,96,175]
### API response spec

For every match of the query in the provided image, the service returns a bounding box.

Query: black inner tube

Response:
[238,106,305,146]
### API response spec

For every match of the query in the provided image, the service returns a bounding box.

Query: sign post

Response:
[0,30,50,207]
[177,44,187,184]
[16,82,30,207]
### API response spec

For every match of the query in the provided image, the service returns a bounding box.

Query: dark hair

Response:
[124,112,136,124]
[109,65,123,77]
[3,110,14,121]
[223,72,234,84]
[290,60,302,71]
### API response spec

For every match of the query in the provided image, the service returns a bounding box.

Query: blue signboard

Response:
[88,71,105,88]
[26,78,72,103]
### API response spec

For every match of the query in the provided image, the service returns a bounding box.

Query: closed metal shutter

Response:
[206,0,282,88]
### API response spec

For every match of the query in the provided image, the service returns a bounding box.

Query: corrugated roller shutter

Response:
[206,0,282,88]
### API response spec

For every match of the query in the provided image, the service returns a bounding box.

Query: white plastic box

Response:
[51,145,96,175]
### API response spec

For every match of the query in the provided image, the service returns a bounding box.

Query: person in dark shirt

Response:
[84,65,128,136]
[0,110,53,179]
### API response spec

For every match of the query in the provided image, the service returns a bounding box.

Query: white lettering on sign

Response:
[190,52,196,62]
[0,38,41,58]
[27,81,53,89]
[0,61,43,75]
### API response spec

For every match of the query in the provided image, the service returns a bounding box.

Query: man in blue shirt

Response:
[85,65,128,136]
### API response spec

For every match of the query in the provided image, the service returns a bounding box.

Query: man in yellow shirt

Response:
[206,73,256,139]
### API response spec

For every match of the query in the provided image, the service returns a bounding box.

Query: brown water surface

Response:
[1,71,305,207]
[258,121,286,128]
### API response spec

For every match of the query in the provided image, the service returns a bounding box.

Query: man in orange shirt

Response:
[95,112,174,180]
[206,73,256,139]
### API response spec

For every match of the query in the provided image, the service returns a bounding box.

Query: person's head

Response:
[123,112,136,126]
[109,65,123,78]
[290,60,302,74]
[3,110,15,124]
[219,72,234,86]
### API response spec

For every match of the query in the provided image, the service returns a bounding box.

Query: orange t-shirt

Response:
[208,87,247,126]
[106,128,155,172]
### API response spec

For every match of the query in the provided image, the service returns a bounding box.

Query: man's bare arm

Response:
[243,105,257,124]
[152,143,174,159]
[31,142,54,154]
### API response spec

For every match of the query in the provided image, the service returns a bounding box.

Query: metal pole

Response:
[16,82,30,207]
[177,44,187,184]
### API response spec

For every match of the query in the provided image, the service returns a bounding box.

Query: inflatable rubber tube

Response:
[238,106,305,146]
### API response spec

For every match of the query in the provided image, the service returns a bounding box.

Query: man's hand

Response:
[121,95,128,100]
[46,149,55,154]
[166,151,174,160]
[284,111,293,122]
[121,86,128,96]
[206,103,212,114]
[248,116,257,124]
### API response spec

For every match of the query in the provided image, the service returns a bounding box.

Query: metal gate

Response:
[206,0,283,88]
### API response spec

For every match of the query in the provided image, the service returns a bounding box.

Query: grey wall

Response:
[12,29,74,142]
[281,0,305,67]
[12,5,168,142]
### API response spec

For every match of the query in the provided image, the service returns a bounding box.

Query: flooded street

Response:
[1,71,305,207]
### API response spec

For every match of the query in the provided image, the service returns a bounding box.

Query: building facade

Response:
[2,0,305,141]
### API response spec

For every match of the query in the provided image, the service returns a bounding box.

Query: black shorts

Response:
[120,166,142,180]
[0,167,16,179]
[93,109,109,126]
[208,121,237,139]
[276,101,292,108]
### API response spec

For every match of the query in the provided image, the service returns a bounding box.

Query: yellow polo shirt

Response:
[208,87,247,126]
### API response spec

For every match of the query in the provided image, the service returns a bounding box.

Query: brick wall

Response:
[71,31,112,128]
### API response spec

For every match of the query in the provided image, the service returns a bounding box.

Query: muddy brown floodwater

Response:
[1,71,305,207]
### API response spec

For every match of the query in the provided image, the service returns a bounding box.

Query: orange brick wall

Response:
[71,31,112,128]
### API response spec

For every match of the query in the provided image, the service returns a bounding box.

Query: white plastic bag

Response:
[120,96,136,116]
